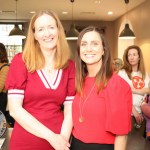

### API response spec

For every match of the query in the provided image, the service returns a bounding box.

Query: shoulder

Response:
[108,73,130,90]
[118,69,126,75]
[65,59,75,71]
[9,53,27,75]
[10,53,25,67]
[68,59,75,67]
[11,53,23,62]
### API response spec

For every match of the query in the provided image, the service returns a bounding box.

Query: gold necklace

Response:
[79,83,95,123]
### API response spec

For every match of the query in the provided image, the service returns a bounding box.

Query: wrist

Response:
[43,130,55,141]
[141,101,146,106]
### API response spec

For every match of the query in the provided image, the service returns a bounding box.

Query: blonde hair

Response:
[22,10,70,72]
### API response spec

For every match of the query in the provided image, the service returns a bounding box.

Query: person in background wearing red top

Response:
[6,10,75,150]
[71,26,132,150]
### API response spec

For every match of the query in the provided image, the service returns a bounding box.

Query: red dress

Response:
[6,53,75,150]
[72,74,132,144]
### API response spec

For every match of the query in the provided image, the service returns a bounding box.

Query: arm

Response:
[114,135,128,150]
[132,88,150,96]
[9,97,70,150]
[60,103,73,141]
[141,102,150,118]
[0,66,9,92]
[132,106,144,125]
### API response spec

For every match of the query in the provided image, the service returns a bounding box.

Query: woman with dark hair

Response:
[118,45,150,136]
[0,43,9,114]
[71,26,132,150]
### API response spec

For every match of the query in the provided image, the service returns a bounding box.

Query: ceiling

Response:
[0,0,146,22]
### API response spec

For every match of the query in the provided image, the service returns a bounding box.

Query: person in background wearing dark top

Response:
[118,45,150,137]
[0,43,15,128]
[0,43,9,115]
[6,10,75,150]
[71,26,132,150]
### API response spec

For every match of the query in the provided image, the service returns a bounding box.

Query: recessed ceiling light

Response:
[30,11,36,14]
[62,11,68,15]
[94,0,101,4]
[108,11,113,15]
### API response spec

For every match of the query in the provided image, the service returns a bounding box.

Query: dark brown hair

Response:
[75,26,113,94]
[0,43,9,63]
[122,45,145,79]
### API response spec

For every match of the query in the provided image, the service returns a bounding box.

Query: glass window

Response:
[0,24,23,62]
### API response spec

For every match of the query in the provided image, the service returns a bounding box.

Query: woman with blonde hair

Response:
[6,10,75,150]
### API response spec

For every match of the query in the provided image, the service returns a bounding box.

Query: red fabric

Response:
[72,74,132,144]
[6,53,75,150]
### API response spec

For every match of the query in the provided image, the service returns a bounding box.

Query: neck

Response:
[87,62,102,77]
[42,50,56,65]
[132,65,138,72]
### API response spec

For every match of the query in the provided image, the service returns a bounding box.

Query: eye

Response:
[81,42,87,47]
[50,26,54,29]
[92,42,99,46]
[48,25,56,30]
[37,28,44,32]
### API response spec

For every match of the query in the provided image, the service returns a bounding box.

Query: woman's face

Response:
[127,48,140,67]
[80,31,104,66]
[34,14,58,51]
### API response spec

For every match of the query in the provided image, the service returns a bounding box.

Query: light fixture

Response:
[9,0,26,39]
[66,0,79,40]
[119,0,136,39]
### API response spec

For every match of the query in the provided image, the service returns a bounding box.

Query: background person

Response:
[118,45,150,137]
[71,26,132,150]
[0,43,9,115]
[6,10,75,150]
[112,58,123,73]
[141,94,150,142]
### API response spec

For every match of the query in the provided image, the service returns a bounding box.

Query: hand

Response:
[141,101,147,106]
[133,112,144,125]
[47,133,70,150]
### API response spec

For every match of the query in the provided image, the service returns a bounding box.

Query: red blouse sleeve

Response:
[105,74,132,135]
[64,60,76,103]
[6,53,27,91]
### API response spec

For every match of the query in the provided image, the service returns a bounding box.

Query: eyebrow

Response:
[81,40,100,43]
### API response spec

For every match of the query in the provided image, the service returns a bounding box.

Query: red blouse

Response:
[72,73,132,144]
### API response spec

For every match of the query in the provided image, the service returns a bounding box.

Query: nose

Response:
[86,44,92,52]
[44,28,51,37]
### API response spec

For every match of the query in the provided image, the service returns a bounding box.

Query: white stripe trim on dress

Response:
[37,70,50,88]
[66,96,74,100]
[8,89,24,94]
[37,69,62,89]
[8,89,24,99]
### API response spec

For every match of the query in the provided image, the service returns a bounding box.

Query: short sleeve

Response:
[5,53,27,98]
[105,74,132,135]
[64,60,75,104]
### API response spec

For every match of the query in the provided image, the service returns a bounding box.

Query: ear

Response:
[34,33,37,41]
[102,49,104,55]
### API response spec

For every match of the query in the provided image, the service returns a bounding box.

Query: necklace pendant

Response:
[79,116,84,123]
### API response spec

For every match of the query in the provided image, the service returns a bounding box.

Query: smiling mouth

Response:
[44,37,54,42]
[85,54,95,57]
